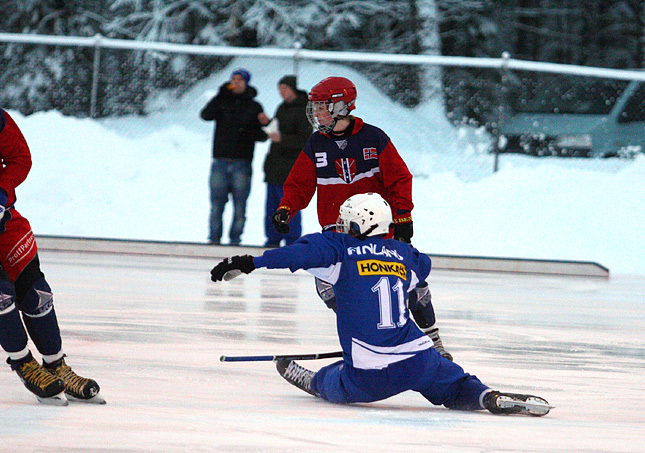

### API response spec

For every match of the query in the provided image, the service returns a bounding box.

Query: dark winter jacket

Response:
[201,83,267,161]
[263,90,312,185]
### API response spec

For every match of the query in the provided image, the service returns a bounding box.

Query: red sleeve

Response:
[278,151,317,217]
[379,141,413,219]
[0,111,32,206]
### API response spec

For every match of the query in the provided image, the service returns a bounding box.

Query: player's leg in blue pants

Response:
[413,352,489,410]
[311,349,488,410]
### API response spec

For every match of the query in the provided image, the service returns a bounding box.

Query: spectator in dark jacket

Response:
[201,68,269,245]
[263,75,311,247]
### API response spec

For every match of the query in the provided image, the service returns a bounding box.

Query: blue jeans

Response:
[209,159,252,244]
[264,183,302,246]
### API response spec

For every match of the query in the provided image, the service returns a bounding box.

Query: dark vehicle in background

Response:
[497,75,645,157]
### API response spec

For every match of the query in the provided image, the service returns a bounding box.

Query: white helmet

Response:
[336,193,393,239]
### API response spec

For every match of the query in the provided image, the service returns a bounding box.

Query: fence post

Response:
[90,33,103,118]
[293,41,302,77]
[493,51,511,173]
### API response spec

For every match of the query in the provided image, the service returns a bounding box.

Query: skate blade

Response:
[36,391,69,406]
[498,396,554,416]
[66,392,106,404]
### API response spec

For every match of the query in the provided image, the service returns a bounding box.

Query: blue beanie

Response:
[231,68,251,84]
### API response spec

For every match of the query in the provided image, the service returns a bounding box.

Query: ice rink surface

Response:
[0,249,644,452]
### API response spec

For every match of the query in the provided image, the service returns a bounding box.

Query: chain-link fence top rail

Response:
[1,33,642,180]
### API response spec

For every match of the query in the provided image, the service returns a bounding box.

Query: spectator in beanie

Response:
[262,75,312,247]
[201,68,269,245]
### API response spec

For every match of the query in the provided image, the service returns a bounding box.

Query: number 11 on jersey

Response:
[373,277,407,329]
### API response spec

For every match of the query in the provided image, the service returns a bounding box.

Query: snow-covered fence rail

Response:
[2,32,645,80]
[2,32,644,168]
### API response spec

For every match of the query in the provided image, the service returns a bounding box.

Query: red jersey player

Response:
[0,108,104,405]
[269,77,452,360]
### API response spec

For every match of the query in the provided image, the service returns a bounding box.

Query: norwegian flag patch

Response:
[363,147,377,160]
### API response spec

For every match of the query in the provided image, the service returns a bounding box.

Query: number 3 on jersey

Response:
[373,277,408,329]
[315,152,328,167]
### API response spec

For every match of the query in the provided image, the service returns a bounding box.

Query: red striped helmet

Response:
[306,77,357,133]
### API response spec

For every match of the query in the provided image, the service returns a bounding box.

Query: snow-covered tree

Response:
[2,0,642,119]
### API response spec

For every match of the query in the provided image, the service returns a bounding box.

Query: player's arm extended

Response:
[278,151,317,214]
[210,233,343,283]
[255,233,342,273]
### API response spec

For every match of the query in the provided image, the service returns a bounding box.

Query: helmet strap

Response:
[330,116,352,135]
[331,100,349,118]
[354,224,378,240]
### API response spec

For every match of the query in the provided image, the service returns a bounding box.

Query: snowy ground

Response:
[7,56,645,276]
[0,248,643,452]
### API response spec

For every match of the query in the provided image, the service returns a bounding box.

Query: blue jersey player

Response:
[211,193,552,416]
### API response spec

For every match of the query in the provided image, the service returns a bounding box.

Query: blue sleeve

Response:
[419,251,432,280]
[409,247,432,287]
[254,232,344,273]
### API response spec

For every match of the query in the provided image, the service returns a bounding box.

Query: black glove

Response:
[393,221,413,243]
[210,255,255,282]
[271,207,291,235]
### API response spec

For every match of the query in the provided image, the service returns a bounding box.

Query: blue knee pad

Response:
[19,277,54,317]
[0,277,16,313]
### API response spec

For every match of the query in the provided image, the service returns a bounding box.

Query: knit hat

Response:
[278,75,297,92]
[231,68,251,84]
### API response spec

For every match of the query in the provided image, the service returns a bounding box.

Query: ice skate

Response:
[44,357,106,404]
[8,354,67,406]
[483,390,553,416]
[426,327,453,361]
[276,360,318,397]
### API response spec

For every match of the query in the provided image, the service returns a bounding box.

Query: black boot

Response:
[276,360,319,397]
[483,390,552,416]
[44,356,105,404]
[8,352,66,405]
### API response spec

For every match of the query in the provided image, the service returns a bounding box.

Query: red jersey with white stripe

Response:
[279,117,413,228]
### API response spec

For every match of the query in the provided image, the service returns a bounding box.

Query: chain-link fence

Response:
[1,33,644,182]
